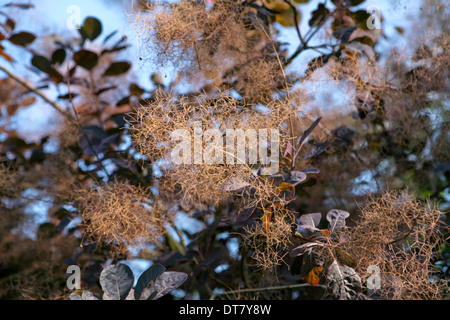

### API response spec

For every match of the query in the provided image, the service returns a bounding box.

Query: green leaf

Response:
[31,55,63,83]
[79,16,102,41]
[275,6,299,27]
[166,232,186,255]
[8,31,35,46]
[134,264,166,299]
[140,271,188,300]
[51,48,66,65]
[103,30,118,44]
[335,248,356,267]
[99,264,134,300]
[73,49,98,70]
[103,61,131,76]
[326,260,361,300]
[353,10,372,30]
[31,55,51,73]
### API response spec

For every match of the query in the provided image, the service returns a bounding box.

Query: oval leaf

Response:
[353,10,372,31]
[79,16,102,41]
[73,49,98,70]
[326,209,350,234]
[299,212,322,228]
[326,260,361,300]
[276,182,296,200]
[134,264,166,299]
[6,18,15,32]
[51,48,66,65]
[236,201,257,222]
[31,55,51,73]
[8,31,35,46]
[287,171,307,186]
[103,61,131,76]
[99,263,134,300]
[141,271,188,300]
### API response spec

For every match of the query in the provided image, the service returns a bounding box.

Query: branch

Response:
[0,64,75,122]
[209,283,327,300]
[284,0,306,47]
[284,10,332,66]
[0,64,112,181]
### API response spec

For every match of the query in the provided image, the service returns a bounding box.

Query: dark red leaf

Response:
[4,3,35,9]
[8,31,35,46]
[73,49,99,70]
[103,61,131,76]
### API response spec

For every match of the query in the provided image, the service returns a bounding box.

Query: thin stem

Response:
[0,65,75,122]
[284,0,306,46]
[285,8,332,66]
[210,283,327,300]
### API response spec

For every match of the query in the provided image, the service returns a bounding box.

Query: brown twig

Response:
[0,64,75,122]
[209,282,327,300]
